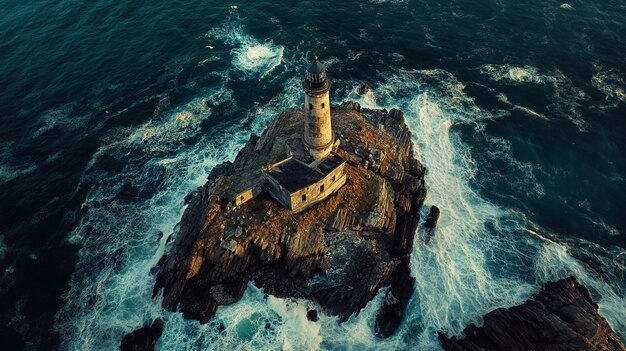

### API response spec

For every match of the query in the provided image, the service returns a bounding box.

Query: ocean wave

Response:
[496,93,548,120]
[0,163,38,185]
[344,67,626,346]
[481,64,590,131]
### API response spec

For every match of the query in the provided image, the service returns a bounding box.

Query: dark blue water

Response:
[1,1,624,350]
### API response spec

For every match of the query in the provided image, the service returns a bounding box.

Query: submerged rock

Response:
[151,104,427,336]
[120,318,164,351]
[438,276,626,351]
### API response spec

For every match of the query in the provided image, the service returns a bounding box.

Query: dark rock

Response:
[424,205,440,245]
[339,101,361,111]
[307,309,319,322]
[183,192,195,205]
[439,276,626,351]
[358,83,369,95]
[424,205,440,229]
[120,318,164,351]
[152,104,427,337]
[374,261,415,338]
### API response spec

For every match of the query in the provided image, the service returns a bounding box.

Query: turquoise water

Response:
[0,1,624,350]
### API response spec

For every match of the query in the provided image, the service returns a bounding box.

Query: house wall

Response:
[289,162,347,213]
[263,172,292,209]
[234,186,261,206]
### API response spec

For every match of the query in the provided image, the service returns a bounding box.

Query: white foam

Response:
[591,68,626,103]
[480,64,545,84]
[206,15,284,79]
[559,3,575,10]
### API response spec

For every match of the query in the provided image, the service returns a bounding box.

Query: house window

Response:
[320,185,325,193]
[302,194,307,202]
[321,102,325,109]
[240,195,244,201]
[309,103,313,110]
[332,175,336,182]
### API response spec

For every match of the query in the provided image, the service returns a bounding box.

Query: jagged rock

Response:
[439,276,626,351]
[151,104,426,337]
[120,319,164,351]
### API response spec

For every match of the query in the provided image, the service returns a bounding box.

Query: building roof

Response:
[317,154,344,174]
[266,158,324,193]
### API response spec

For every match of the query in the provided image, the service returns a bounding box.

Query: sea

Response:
[0,0,624,350]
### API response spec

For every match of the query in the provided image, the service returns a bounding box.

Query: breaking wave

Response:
[54,45,625,351]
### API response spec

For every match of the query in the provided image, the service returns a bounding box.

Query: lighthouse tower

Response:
[302,56,333,161]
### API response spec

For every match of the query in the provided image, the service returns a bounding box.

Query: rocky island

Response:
[150,56,426,344]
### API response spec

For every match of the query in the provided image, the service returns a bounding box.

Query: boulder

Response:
[424,205,440,229]
[307,310,319,322]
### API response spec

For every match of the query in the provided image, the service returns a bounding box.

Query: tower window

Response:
[320,185,325,193]
[302,194,307,202]
[332,175,336,182]
[309,103,313,110]
[321,102,325,109]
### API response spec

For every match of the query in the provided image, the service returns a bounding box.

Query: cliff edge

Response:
[152,102,427,337]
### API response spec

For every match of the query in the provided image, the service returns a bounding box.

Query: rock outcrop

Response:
[120,319,164,351]
[152,103,427,336]
[439,276,626,351]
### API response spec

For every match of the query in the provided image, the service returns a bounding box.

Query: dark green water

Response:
[0,0,624,350]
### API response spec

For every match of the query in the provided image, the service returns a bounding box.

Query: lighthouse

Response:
[302,56,334,161]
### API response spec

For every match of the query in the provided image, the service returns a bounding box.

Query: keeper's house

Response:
[262,154,346,213]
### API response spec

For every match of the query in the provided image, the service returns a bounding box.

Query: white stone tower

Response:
[302,56,333,161]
